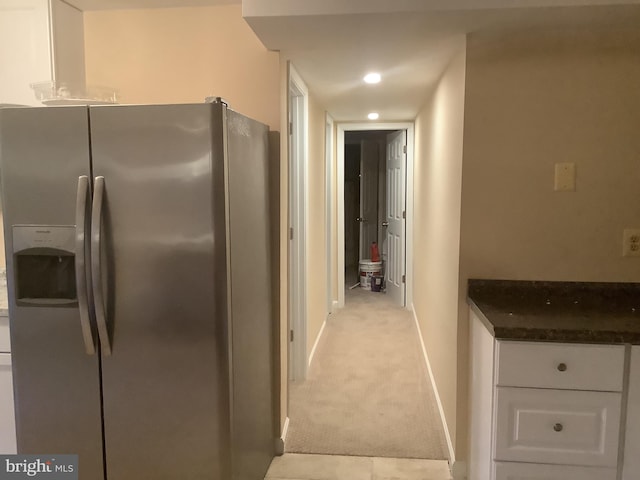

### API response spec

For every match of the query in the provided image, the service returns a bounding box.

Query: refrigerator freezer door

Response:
[0,107,105,478]
[89,104,231,479]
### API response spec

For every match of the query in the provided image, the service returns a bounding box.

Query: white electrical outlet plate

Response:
[623,229,640,257]
[554,162,576,191]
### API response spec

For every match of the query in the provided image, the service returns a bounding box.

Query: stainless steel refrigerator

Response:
[0,101,275,479]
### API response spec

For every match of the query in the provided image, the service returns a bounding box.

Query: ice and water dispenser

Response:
[12,226,77,306]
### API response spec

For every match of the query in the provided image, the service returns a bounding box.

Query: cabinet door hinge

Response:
[289,227,294,240]
[402,210,406,219]
[402,275,406,284]
[403,145,407,154]
[289,122,293,136]
[290,330,294,342]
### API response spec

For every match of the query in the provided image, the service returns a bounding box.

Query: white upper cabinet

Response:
[0,0,85,106]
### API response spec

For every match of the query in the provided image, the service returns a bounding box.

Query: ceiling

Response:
[246,3,640,122]
[65,0,239,10]
[67,0,640,123]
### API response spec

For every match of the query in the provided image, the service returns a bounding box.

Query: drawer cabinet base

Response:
[495,462,617,480]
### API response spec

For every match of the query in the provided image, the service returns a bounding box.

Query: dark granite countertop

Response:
[467,279,640,344]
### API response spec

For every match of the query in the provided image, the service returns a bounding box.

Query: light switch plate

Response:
[554,162,576,191]
[623,229,640,257]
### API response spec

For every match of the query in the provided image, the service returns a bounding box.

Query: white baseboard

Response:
[276,416,290,455]
[308,319,327,367]
[411,304,456,465]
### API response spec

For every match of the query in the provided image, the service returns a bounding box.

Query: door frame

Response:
[325,113,335,314]
[288,65,309,381]
[336,122,414,309]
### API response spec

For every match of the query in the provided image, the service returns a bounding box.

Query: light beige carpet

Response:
[285,288,448,459]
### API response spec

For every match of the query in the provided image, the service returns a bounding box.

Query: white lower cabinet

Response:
[468,307,628,480]
[622,346,640,480]
[0,353,16,453]
[494,462,617,480]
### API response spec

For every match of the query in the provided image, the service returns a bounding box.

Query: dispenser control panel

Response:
[13,225,75,253]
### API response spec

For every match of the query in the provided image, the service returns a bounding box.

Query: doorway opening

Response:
[337,123,415,309]
[343,130,394,290]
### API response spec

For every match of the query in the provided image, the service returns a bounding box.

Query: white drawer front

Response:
[496,341,624,391]
[495,387,621,467]
[0,317,9,353]
[495,462,617,480]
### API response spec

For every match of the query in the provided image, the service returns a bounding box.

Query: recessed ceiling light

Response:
[368,112,379,120]
[364,73,381,84]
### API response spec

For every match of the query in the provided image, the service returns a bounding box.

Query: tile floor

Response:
[264,453,452,480]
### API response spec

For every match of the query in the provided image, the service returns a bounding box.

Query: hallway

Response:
[285,288,448,459]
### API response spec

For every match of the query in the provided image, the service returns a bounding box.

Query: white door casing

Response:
[359,139,379,261]
[288,64,308,381]
[385,130,406,306]
[325,114,335,313]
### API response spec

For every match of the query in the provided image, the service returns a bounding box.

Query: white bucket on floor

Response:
[359,259,382,290]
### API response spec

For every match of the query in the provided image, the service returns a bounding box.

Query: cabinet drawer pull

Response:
[553,423,564,432]
[557,363,567,372]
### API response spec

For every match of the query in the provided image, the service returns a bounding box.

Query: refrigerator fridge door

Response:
[226,109,275,480]
[0,107,104,478]
[89,103,232,479]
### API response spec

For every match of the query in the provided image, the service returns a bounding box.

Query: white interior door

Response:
[385,130,406,306]
[359,139,379,260]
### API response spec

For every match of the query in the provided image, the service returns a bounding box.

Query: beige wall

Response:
[459,27,640,462]
[306,94,329,357]
[413,37,467,461]
[84,5,279,130]
[461,27,640,284]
